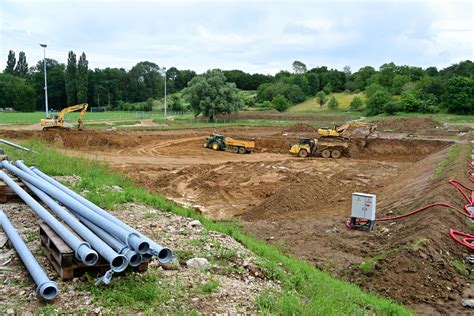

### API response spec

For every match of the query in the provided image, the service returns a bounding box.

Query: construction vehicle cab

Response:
[41,103,88,131]
[203,134,226,151]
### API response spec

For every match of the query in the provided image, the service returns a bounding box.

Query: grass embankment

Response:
[4,141,411,315]
[289,92,367,113]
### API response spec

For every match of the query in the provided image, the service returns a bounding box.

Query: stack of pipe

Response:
[0,160,174,299]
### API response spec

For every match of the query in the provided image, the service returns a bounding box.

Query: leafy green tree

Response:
[65,51,77,105]
[77,52,88,103]
[31,58,67,110]
[306,73,319,95]
[256,82,304,104]
[292,60,307,74]
[184,69,242,122]
[4,50,15,75]
[327,96,339,109]
[400,91,421,112]
[365,83,386,98]
[315,91,327,108]
[323,82,333,94]
[272,95,289,112]
[0,73,35,111]
[349,96,363,110]
[127,61,163,102]
[14,51,28,78]
[384,101,400,115]
[170,94,185,112]
[352,66,376,90]
[366,90,392,116]
[442,76,474,114]
[391,75,410,95]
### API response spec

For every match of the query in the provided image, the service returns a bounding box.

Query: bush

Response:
[327,96,339,109]
[323,83,333,94]
[384,101,401,115]
[170,95,185,112]
[315,91,327,108]
[12,83,36,112]
[365,83,386,98]
[442,76,474,114]
[272,95,290,112]
[400,91,421,112]
[349,96,363,111]
[257,101,273,108]
[366,90,392,116]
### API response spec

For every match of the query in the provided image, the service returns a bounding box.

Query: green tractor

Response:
[203,134,226,151]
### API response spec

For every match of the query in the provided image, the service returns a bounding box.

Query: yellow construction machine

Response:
[318,122,376,141]
[41,103,88,130]
[289,138,348,158]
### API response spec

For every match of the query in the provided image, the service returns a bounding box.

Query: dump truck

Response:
[289,138,348,158]
[203,134,255,154]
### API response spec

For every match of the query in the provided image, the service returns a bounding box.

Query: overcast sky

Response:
[1,0,473,74]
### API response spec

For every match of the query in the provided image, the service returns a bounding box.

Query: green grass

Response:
[4,141,411,315]
[151,116,294,130]
[289,92,367,113]
[198,279,220,294]
[452,260,472,278]
[434,144,462,177]
[0,111,161,125]
[366,112,474,125]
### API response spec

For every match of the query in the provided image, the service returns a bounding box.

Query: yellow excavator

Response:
[40,103,88,130]
[317,122,377,141]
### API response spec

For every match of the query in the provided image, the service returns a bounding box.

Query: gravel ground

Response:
[0,201,280,314]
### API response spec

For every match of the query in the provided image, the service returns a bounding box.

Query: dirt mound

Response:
[349,138,451,162]
[283,124,318,133]
[372,117,442,133]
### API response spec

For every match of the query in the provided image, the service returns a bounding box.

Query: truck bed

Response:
[225,138,255,149]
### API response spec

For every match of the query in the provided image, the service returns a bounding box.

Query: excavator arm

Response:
[57,103,88,123]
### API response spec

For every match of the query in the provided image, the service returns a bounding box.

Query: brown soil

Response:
[0,118,471,314]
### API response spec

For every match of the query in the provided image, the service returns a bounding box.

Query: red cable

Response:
[450,230,474,250]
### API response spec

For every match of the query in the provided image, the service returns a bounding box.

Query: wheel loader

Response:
[203,134,255,154]
[289,138,348,158]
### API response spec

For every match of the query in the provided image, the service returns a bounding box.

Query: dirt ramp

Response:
[349,138,451,162]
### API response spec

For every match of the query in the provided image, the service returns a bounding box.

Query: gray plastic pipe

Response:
[27,163,174,263]
[0,210,59,300]
[2,161,149,257]
[11,165,130,272]
[0,139,33,152]
[74,213,142,267]
[0,171,99,267]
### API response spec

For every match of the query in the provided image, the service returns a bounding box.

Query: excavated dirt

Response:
[0,119,471,314]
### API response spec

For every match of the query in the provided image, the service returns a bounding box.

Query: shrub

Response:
[400,92,421,112]
[384,101,401,115]
[365,83,386,98]
[366,90,392,116]
[327,96,339,109]
[349,96,363,111]
[272,95,290,112]
[315,91,327,108]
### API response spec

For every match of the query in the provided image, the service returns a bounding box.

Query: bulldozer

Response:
[41,103,88,131]
[318,122,376,141]
[289,138,348,158]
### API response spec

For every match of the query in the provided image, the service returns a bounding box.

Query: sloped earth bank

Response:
[0,124,471,313]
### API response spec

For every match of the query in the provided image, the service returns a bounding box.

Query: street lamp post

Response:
[161,67,167,117]
[39,44,49,118]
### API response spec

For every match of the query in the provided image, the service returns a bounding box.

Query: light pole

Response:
[161,67,167,117]
[39,44,49,118]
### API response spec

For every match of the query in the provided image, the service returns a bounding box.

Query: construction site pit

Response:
[0,120,472,314]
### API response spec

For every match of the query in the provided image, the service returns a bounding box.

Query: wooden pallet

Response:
[0,174,32,203]
[39,221,148,281]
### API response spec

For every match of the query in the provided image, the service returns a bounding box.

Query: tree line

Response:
[1,49,473,116]
[0,50,196,112]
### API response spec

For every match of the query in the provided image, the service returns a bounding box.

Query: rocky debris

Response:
[186,258,209,269]
[188,220,202,228]
[53,175,81,185]
[0,202,280,314]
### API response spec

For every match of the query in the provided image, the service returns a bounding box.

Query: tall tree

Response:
[184,69,242,122]
[4,50,16,74]
[65,51,77,105]
[14,51,28,78]
[77,52,89,103]
[292,61,307,74]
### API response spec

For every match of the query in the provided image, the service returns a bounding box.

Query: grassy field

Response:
[289,92,367,113]
[3,142,411,315]
[0,111,162,125]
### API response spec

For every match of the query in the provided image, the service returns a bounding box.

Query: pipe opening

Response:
[38,282,59,300]
[111,255,128,272]
[158,248,174,264]
[137,241,150,254]
[129,253,142,267]
[141,252,153,261]
[85,252,99,265]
